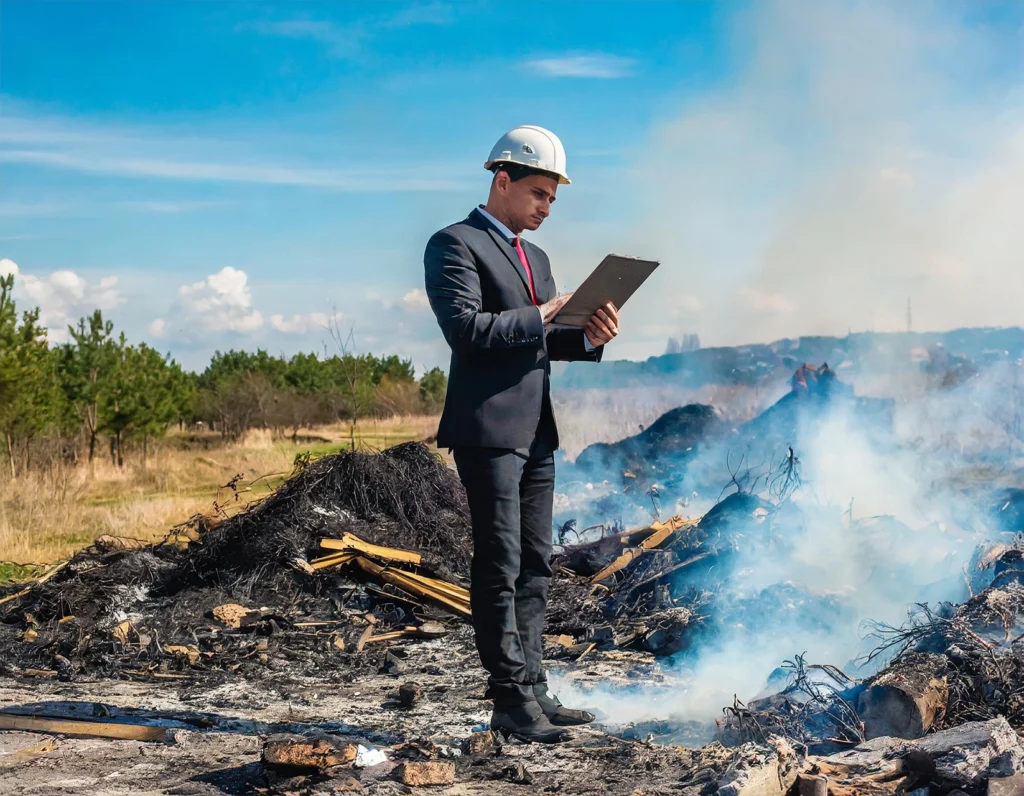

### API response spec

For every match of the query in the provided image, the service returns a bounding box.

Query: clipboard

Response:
[552,254,660,327]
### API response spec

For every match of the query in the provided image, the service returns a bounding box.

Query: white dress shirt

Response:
[476,205,595,351]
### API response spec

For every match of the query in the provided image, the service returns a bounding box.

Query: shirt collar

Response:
[476,205,517,241]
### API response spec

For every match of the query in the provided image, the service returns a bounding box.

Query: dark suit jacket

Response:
[424,208,601,450]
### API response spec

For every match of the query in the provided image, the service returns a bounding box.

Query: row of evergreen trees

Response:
[0,273,447,475]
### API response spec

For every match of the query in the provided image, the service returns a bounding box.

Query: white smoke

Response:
[556,381,1001,733]
[603,0,1024,357]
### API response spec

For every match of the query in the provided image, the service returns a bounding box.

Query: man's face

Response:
[497,172,558,232]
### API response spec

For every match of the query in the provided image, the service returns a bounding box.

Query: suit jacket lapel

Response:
[485,226,533,300]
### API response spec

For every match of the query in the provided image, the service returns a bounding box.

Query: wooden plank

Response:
[355,614,378,653]
[362,630,407,644]
[588,549,646,585]
[310,552,356,570]
[319,534,421,564]
[387,575,470,616]
[395,569,470,601]
[587,517,692,585]
[355,558,471,618]
[0,714,168,741]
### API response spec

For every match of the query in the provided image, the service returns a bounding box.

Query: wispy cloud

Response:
[238,19,366,59]
[382,2,453,28]
[526,53,636,79]
[2,143,469,193]
[0,202,75,218]
[117,200,228,214]
[239,4,453,59]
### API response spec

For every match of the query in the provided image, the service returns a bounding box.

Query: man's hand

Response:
[584,302,619,348]
[539,292,574,324]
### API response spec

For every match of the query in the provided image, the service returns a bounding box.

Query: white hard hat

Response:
[484,125,571,185]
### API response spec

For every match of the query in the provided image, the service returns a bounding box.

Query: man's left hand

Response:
[585,302,619,348]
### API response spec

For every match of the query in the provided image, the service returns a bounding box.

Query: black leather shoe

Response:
[490,700,572,744]
[533,683,595,726]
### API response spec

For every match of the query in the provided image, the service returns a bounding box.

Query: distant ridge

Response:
[553,326,1024,390]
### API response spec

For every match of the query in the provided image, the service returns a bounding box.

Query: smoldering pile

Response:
[703,565,1024,794]
[545,492,783,660]
[0,443,475,682]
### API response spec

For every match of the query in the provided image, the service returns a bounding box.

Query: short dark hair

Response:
[490,162,558,183]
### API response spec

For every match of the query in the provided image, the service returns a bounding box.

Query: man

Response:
[424,125,620,743]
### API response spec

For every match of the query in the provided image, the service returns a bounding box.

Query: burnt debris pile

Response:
[546,491,777,659]
[708,576,1024,793]
[0,443,474,682]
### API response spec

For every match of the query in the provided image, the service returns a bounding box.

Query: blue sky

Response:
[3,1,1024,372]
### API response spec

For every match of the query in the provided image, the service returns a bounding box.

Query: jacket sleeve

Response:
[424,229,544,353]
[546,326,603,363]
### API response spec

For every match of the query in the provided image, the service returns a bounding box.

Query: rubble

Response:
[398,681,423,707]
[462,730,501,756]
[819,717,1024,792]
[261,733,357,772]
[394,760,456,786]
[715,737,802,796]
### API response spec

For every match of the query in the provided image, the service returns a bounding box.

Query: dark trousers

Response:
[453,434,555,706]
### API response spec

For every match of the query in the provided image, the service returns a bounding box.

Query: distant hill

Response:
[553,326,1024,390]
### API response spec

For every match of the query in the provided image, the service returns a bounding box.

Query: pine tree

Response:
[61,310,116,463]
[0,274,58,477]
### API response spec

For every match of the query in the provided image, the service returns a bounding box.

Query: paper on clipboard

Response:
[552,254,660,327]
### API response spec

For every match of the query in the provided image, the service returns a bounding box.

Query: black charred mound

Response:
[575,404,723,479]
[0,443,473,681]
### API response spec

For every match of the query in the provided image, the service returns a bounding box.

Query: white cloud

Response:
[526,54,636,79]
[270,312,334,334]
[154,269,348,342]
[1,258,124,340]
[173,266,264,334]
[401,288,430,311]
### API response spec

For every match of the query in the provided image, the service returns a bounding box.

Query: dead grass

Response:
[0,416,440,573]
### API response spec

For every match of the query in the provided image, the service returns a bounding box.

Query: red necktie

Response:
[513,236,539,305]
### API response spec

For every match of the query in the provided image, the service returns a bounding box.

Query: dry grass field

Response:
[0,415,439,577]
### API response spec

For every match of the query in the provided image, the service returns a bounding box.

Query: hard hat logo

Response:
[484,125,571,185]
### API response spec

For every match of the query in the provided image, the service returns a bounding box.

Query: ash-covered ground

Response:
[6,365,1024,794]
